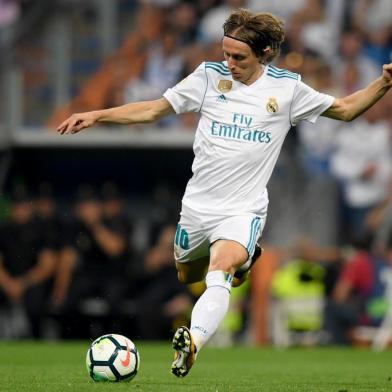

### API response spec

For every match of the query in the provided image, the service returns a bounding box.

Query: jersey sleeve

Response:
[290,79,335,126]
[163,62,207,114]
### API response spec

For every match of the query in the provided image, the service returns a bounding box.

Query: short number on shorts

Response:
[175,224,190,250]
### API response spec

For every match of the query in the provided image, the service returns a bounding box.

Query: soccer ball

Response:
[86,334,140,382]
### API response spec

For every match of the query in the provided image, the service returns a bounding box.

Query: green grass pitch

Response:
[0,341,391,391]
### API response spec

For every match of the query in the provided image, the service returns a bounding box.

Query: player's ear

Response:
[260,47,271,64]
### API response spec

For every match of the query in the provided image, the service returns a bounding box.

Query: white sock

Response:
[190,270,232,352]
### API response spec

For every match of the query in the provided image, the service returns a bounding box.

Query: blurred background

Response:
[0,0,392,349]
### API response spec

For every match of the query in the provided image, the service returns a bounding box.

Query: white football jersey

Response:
[164,61,334,215]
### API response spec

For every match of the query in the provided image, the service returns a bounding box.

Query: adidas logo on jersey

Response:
[217,94,228,103]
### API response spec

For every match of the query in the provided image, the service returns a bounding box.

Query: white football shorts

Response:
[174,204,267,272]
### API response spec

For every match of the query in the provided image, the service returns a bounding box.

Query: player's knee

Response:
[209,260,236,275]
[209,253,238,274]
[209,240,248,275]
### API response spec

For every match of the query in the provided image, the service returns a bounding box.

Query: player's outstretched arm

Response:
[57,97,175,135]
[322,63,392,122]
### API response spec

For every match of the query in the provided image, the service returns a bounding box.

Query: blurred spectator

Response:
[0,186,56,338]
[135,224,193,339]
[148,182,182,241]
[166,2,199,47]
[271,255,326,347]
[330,101,392,244]
[198,0,247,44]
[335,30,380,92]
[250,0,333,59]
[34,182,66,252]
[300,0,346,59]
[249,0,320,22]
[352,0,392,32]
[298,60,342,176]
[59,184,131,338]
[122,25,184,127]
[325,234,392,345]
[369,190,392,258]
[294,60,342,246]
[100,181,133,269]
[33,182,76,310]
[352,0,392,67]
[292,236,343,298]
[250,239,341,346]
[0,0,19,53]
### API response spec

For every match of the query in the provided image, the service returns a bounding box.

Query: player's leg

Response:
[171,240,247,378]
[230,214,265,287]
[173,206,209,284]
[187,214,265,355]
[176,240,263,287]
[232,243,263,287]
[171,211,211,377]
[171,257,210,378]
[171,259,209,377]
[172,213,265,377]
[188,239,248,348]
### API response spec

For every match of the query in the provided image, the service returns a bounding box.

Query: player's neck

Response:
[243,64,264,86]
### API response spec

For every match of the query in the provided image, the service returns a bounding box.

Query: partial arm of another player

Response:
[57,97,175,135]
[322,63,392,122]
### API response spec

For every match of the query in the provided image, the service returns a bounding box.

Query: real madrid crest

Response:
[218,80,232,93]
[266,97,279,114]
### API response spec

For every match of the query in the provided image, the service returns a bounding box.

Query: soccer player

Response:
[57,9,392,378]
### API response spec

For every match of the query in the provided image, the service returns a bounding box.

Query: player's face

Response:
[222,36,262,85]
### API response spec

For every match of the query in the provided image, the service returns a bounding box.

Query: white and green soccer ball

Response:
[86,334,140,382]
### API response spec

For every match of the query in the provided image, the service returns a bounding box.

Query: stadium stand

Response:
[0,0,392,346]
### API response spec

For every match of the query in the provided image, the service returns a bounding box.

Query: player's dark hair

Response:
[223,9,285,63]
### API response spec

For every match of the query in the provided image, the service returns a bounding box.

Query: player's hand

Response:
[57,111,100,135]
[382,63,392,86]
